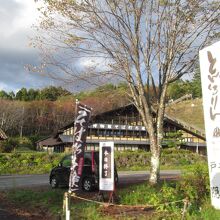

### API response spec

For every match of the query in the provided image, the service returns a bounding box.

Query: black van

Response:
[49,151,118,191]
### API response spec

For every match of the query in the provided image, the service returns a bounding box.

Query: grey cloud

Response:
[0,1,106,93]
[0,28,32,50]
[0,48,54,92]
[0,0,58,92]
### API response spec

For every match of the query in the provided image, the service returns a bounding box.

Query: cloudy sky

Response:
[0,0,55,92]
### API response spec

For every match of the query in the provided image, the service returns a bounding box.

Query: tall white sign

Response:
[200,41,220,209]
[99,142,114,191]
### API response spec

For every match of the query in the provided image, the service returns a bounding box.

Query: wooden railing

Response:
[87,135,204,144]
[164,114,206,140]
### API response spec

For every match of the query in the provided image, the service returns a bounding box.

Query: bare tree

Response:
[33,0,220,184]
[0,100,25,135]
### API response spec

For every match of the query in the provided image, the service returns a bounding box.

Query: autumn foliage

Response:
[0,84,129,137]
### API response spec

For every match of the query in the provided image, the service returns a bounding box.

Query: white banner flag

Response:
[99,142,114,191]
[200,41,220,209]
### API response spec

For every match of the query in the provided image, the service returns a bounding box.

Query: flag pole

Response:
[72,99,79,151]
[64,99,79,220]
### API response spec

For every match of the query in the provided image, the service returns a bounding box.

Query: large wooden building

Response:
[37,103,206,154]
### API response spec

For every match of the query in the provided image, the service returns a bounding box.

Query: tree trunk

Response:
[149,137,161,185]
[148,84,167,185]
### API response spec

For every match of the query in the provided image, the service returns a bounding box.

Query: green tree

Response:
[0,90,10,99]
[28,89,39,101]
[167,69,202,100]
[167,80,192,100]
[8,91,15,100]
[167,80,185,100]
[191,70,202,98]
[40,86,71,101]
[16,88,29,101]
[95,83,115,93]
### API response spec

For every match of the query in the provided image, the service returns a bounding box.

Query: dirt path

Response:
[0,191,57,220]
[0,208,25,220]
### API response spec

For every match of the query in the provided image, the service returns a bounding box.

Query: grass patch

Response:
[2,162,216,220]
[72,202,112,220]
[166,99,204,130]
[4,188,112,219]
[6,188,65,214]
[118,181,183,212]
[118,162,211,219]
[198,200,220,220]
[3,187,179,219]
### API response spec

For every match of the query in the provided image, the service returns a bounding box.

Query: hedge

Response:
[0,149,206,175]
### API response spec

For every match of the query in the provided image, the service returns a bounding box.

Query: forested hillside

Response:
[0,76,203,138]
[0,83,129,137]
[0,80,205,153]
[0,86,71,101]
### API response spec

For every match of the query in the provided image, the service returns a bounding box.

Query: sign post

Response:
[99,142,115,202]
[200,41,220,209]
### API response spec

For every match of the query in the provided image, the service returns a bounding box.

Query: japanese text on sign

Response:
[207,51,220,122]
[102,147,111,179]
[99,142,114,191]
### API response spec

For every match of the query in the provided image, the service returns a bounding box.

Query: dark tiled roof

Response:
[36,136,63,146]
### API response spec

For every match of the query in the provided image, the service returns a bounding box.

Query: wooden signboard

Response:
[99,142,114,191]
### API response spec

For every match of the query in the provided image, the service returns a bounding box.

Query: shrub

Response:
[28,135,46,150]
[119,163,211,217]
[177,162,210,211]
[0,138,19,153]
[0,152,65,175]
[17,137,33,150]
[0,136,38,153]
[0,149,206,174]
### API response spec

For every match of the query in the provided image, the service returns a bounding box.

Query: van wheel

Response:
[82,178,93,192]
[51,176,59,188]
